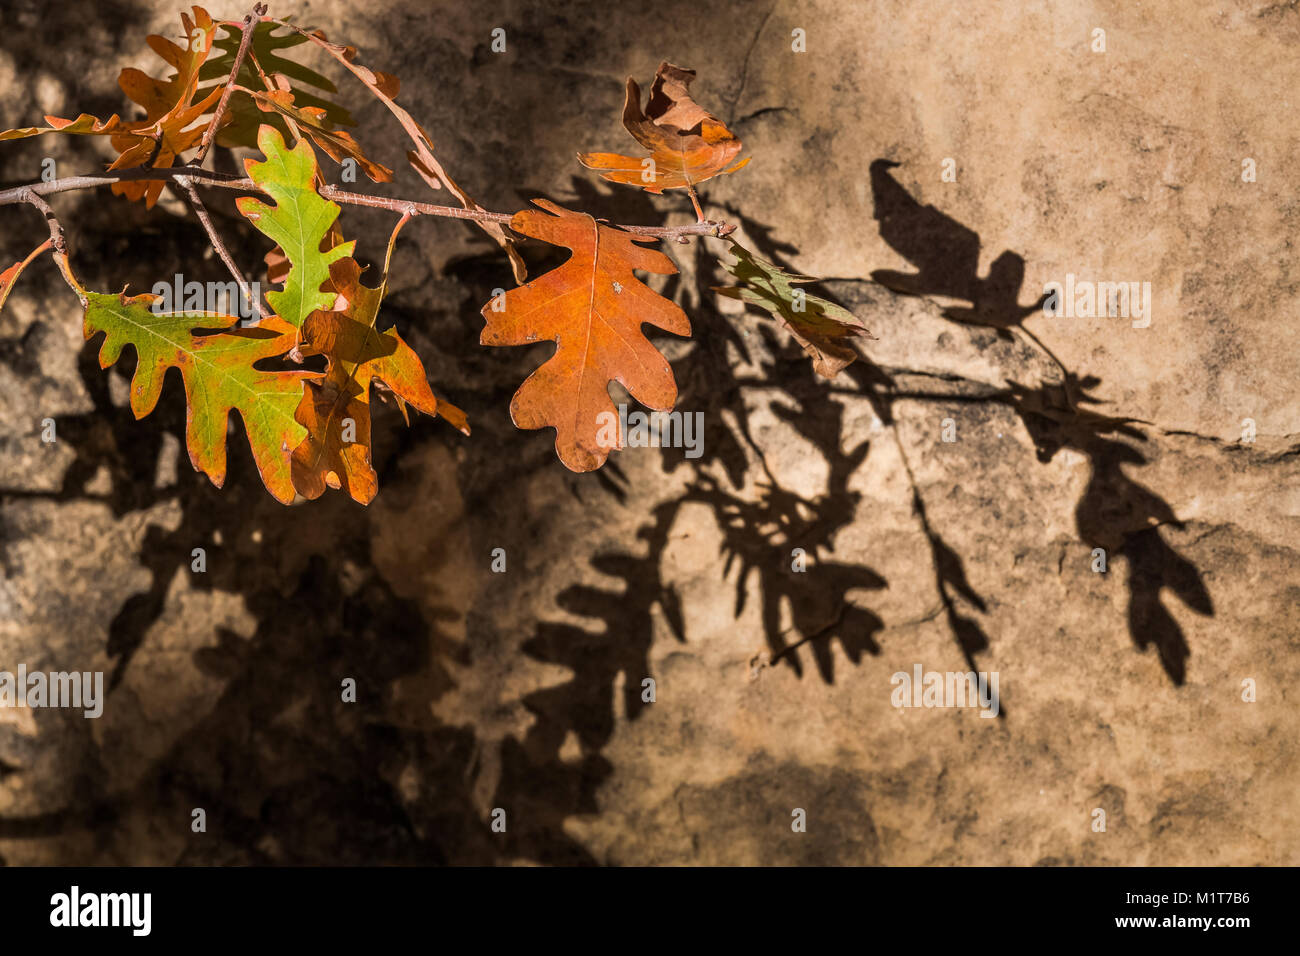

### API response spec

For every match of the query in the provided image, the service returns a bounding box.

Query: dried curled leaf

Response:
[236,125,355,328]
[578,62,750,194]
[248,87,392,182]
[0,114,132,141]
[479,199,689,472]
[83,291,314,503]
[292,256,467,504]
[713,240,872,378]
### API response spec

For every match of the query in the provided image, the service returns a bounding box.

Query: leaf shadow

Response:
[864,160,1214,685]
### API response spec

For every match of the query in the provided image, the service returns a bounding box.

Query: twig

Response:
[173,173,267,320]
[20,190,84,306]
[191,3,267,168]
[142,130,165,171]
[0,167,737,240]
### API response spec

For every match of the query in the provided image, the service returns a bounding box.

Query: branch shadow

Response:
[491,498,685,864]
[869,159,1047,333]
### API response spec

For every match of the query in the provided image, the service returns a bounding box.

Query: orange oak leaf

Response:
[0,8,224,207]
[479,199,690,472]
[0,113,132,141]
[578,62,750,194]
[0,7,232,206]
[0,113,166,199]
[116,6,216,118]
[0,5,223,194]
[110,5,225,206]
[292,256,467,503]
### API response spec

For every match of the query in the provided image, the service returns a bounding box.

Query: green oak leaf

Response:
[236,125,354,328]
[198,20,354,149]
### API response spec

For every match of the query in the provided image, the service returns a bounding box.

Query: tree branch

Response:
[0,166,737,239]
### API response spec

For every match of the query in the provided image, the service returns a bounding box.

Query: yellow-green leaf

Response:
[83,290,315,503]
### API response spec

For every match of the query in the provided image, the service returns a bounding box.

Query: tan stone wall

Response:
[0,0,1294,865]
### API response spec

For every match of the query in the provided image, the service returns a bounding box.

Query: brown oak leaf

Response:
[292,256,466,503]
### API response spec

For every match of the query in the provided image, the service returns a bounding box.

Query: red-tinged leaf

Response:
[479,199,689,472]
[0,240,52,314]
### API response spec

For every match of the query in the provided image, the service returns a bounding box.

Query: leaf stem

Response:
[686,183,705,222]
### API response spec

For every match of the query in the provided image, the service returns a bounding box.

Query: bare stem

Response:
[191,3,267,167]
[686,183,705,222]
[173,174,267,320]
[21,190,84,306]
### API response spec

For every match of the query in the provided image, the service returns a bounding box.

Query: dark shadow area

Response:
[0,375,491,861]
[672,326,888,682]
[491,498,685,864]
[868,159,1071,389]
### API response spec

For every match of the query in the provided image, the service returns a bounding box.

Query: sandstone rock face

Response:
[0,0,1295,866]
